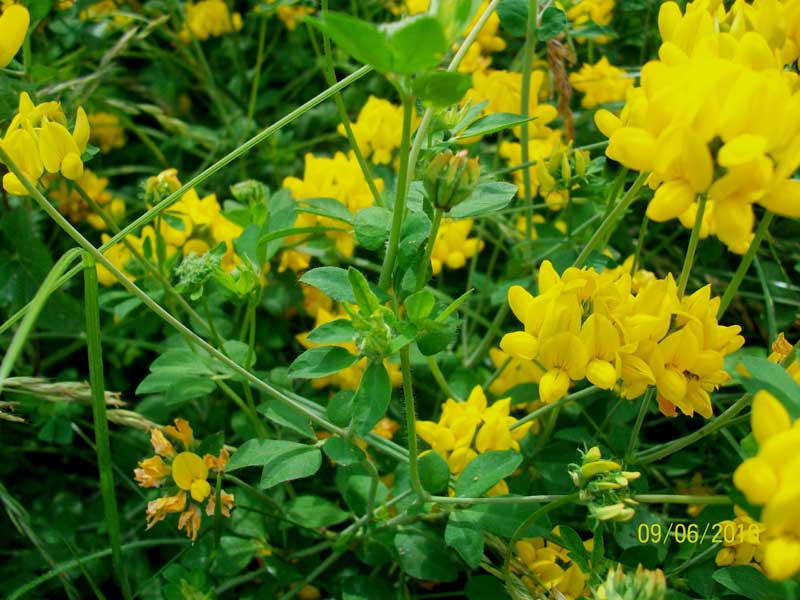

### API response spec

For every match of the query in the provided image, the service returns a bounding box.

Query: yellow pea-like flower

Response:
[0,4,29,68]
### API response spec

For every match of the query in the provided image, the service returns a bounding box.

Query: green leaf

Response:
[412,71,473,108]
[327,390,355,428]
[416,319,457,356]
[445,511,484,568]
[261,446,323,489]
[306,318,357,344]
[405,289,436,321]
[538,6,568,40]
[387,16,449,74]
[712,566,785,600]
[308,13,393,73]
[352,361,392,435]
[297,197,354,225]
[286,495,350,528]
[497,0,528,36]
[323,437,367,466]
[288,346,360,379]
[300,267,356,303]
[419,451,451,494]
[348,267,381,315]
[458,503,551,538]
[256,401,315,439]
[354,206,392,250]
[394,526,459,582]
[739,356,800,420]
[456,112,535,139]
[227,439,318,472]
[454,450,522,497]
[135,349,216,405]
[450,181,518,219]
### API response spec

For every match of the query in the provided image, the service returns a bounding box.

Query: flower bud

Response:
[593,564,667,600]
[581,459,622,479]
[575,149,590,177]
[423,150,480,211]
[584,446,602,463]
[230,179,267,206]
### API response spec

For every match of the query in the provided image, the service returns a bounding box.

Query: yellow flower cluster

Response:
[134,419,234,541]
[714,508,767,570]
[179,0,243,43]
[733,390,800,580]
[338,96,407,165]
[282,152,384,271]
[88,112,125,153]
[79,0,132,25]
[416,386,532,495]
[265,0,313,31]
[430,218,483,276]
[569,56,633,108]
[51,168,126,230]
[0,3,28,68]
[597,0,800,254]
[516,528,592,600]
[296,304,402,391]
[1,92,89,196]
[97,169,242,286]
[566,0,615,42]
[500,259,744,416]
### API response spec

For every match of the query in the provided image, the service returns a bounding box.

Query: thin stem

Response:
[633,494,732,505]
[426,356,461,401]
[82,251,131,599]
[677,193,708,296]
[625,388,652,462]
[379,95,414,290]
[415,207,443,292]
[400,346,427,501]
[510,386,598,431]
[718,211,775,317]
[633,393,751,465]
[0,147,348,440]
[464,303,509,369]
[431,494,565,505]
[754,256,777,344]
[277,550,344,600]
[520,0,538,252]
[574,171,649,268]
[99,65,372,255]
[248,15,268,121]
[319,0,384,208]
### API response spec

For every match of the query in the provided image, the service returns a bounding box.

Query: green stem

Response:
[754,256,777,344]
[276,550,344,600]
[633,494,732,505]
[248,15,268,121]
[415,207,443,291]
[400,347,427,501]
[0,249,83,394]
[574,171,648,268]
[625,388,653,461]
[379,95,414,290]
[319,0,384,208]
[633,393,751,465]
[82,251,131,600]
[520,0,538,252]
[99,66,372,255]
[510,386,598,431]
[426,356,460,401]
[431,494,565,505]
[717,211,774,317]
[464,303,509,369]
[677,193,708,297]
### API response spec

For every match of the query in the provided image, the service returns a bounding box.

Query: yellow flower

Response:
[179,0,243,42]
[430,218,484,276]
[269,2,314,31]
[339,96,409,165]
[0,3,29,68]
[714,509,767,569]
[569,57,633,108]
[516,529,593,600]
[51,168,125,230]
[136,420,235,540]
[88,112,125,153]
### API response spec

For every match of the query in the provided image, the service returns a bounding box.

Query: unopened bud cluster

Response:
[593,564,666,600]
[423,150,480,211]
[570,446,640,523]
